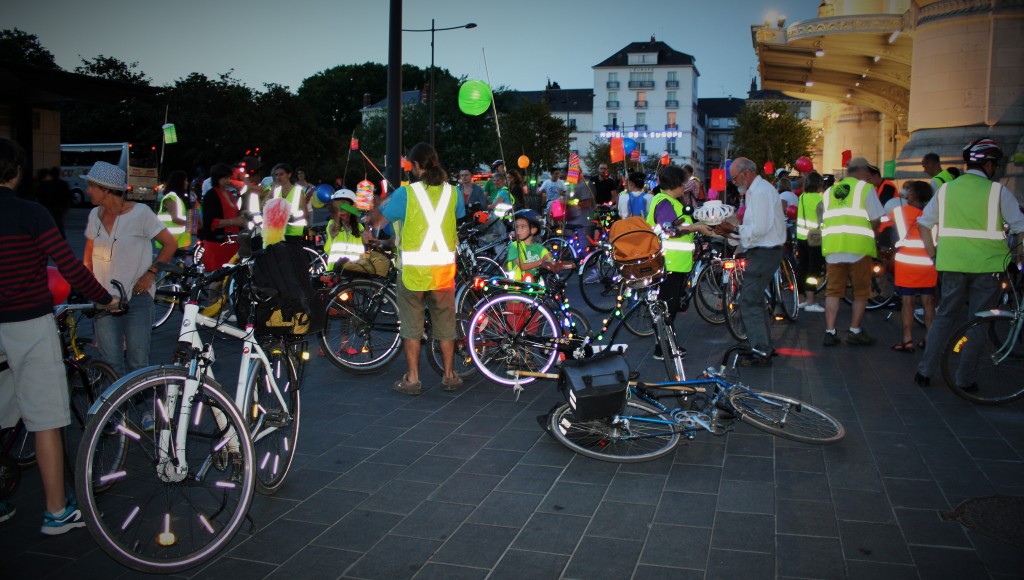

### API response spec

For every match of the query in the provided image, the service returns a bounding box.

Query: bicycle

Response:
[723,256,800,342]
[75,261,304,573]
[524,345,844,463]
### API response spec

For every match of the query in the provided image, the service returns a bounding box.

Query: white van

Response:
[60,143,158,206]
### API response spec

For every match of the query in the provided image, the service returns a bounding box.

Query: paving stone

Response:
[894,508,971,548]
[715,479,775,515]
[430,433,491,459]
[721,454,775,483]
[429,472,502,505]
[833,489,896,524]
[357,479,437,515]
[776,499,839,537]
[587,500,657,541]
[314,509,403,552]
[775,470,832,502]
[495,463,563,494]
[228,518,329,564]
[398,454,467,484]
[775,535,844,579]
[328,461,406,493]
[882,477,949,510]
[559,454,620,485]
[632,565,705,580]
[458,448,524,477]
[672,440,726,466]
[711,512,775,554]
[910,545,989,579]
[366,439,436,466]
[603,471,667,505]
[704,549,774,580]
[510,512,589,554]
[838,520,913,564]
[345,534,442,580]
[774,446,826,473]
[284,488,369,525]
[468,491,543,527]
[488,550,568,580]
[391,500,475,541]
[538,481,607,517]
[638,524,712,569]
[430,523,517,569]
[655,491,717,528]
[725,433,774,457]
[825,461,884,491]
[485,427,544,452]
[665,464,723,494]
[563,536,643,580]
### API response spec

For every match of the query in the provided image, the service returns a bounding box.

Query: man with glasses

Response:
[591,163,620,206]
[715,157,787,365]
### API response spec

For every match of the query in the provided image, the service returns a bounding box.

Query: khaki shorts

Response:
[0,314,71,432]
[825,257,873,300]
[396,274,457,341]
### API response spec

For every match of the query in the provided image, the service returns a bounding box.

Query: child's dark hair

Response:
[627,171,645,189]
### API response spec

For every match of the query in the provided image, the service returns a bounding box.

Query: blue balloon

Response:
[725,159,733,179]
[623,138,637,155]
[316,184,334,204]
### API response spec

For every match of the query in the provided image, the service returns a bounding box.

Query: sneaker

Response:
[804,303,825,313]
[40,501,85,536]
[0,500,15,524]
[798,301,806,309]
[914,372,931,387]
[846,329,876,346]
[823,332,840,346]
[141,411,155,432]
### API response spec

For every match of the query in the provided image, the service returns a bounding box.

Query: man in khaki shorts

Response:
[819,157,886,346]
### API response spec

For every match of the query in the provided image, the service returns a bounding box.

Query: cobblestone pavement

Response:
[2,208,1023,579]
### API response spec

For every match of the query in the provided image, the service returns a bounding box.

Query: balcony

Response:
[606,100,619,109]
[628,80,655,89]
[665,100,679,108]
[665,80,679,88]
[634,124,648,131]
[665,123,678,129]
[634,100,648,109]
[604,124,620,131]
[606,81,620,88]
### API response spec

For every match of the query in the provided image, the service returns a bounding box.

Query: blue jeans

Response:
[94,293,154,377]
[917,272,1000,379]
[740,246,784,353]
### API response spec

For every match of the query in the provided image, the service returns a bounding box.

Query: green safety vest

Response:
[935,174,1007,273]
[271,184,308,237]
[934,169,955,186]
[325,221,364,270]
[822,177,876,257]
[156,191,190,249]
[645,193,694,273]
[399,182,457,291]
[795,191,823,240]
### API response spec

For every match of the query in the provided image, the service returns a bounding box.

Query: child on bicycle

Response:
[507,209,557,282]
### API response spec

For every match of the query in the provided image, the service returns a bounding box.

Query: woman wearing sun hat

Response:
[83,161,176,429]
[325,189,365,270]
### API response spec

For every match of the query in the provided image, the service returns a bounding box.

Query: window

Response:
[567,118,577,129]
[667,141,678,154]
[712,119,721,127]
[635,91,647,108]
[628,71,655,88]
[667,91,677,101]
[608,91,617,102]
[609,72,618,82]
[608,113,618,128]
[667,71,677,81]
[666,71,679,88]
[627,53,658,65]
[666,112,677,129]
[635,112,646,130]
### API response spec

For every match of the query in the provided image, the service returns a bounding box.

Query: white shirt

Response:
[779,190,799,212]
[917,169,1024,234]
[86,204,165,298]
[617,190,653,218]
[738,175,787,250]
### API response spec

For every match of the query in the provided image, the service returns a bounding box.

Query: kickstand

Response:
[512,372,525,402]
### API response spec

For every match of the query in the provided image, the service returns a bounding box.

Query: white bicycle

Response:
[75,260,304,573]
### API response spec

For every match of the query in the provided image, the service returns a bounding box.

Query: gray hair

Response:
[731,157,756,175]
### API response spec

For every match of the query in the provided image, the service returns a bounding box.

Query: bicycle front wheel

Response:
[694,264,726,325]
[76,368,255,574]
[579,249,621,313]
[318,279,402,373]
[941,316,1024,405]
[153,273,184,329]
[65,358,118,468]
[623,293,655,337]
[728,389,845,444]
[548,399,680,462]
[245,345,301,494]
[467,294,560,386]
[543,237,576,281]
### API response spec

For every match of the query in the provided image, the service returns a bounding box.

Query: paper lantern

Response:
[458,80,492,116]
[711,168,726,192]
[162,123,177,144]
[355,180,375,210]
[401,157,412,172]
[517,155,530,169]
[692,200,735,226]
[795,156,813,173]
[623,138,637,155]
[610,137,625,163]
[764,161,775,175]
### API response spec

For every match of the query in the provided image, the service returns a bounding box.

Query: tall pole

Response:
[430,18,435,148]
[385,0,402,193]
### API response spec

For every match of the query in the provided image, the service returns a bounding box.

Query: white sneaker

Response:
[798,301,806,309]
[804,304,825,313]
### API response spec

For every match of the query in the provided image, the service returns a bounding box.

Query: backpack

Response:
[627,193,647,218]
[608,216,665,289]
[249,240,317,335]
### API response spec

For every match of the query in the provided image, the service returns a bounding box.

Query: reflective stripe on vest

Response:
[157,191,190,248]
[325,223,364,268]
[822,178,876,257]
[272,185,308,235]
[890,204,937,287]
[645,193,694,273]
[401,182,457,290]
[795,191,823,239]
[935,177,1007,273]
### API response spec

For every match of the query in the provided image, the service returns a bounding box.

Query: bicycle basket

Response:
[609,217,665,289]
[558,349,630,421]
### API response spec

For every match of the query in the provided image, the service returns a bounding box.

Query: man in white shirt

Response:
[538,169,567,215]
[714,157,787,365]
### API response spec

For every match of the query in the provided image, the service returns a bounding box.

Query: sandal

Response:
[891,340,915,353]
[393,374,422,396]
[441,375,465,392]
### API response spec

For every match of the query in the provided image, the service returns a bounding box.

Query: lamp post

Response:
[403,20,477,148]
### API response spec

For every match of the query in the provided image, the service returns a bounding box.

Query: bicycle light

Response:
[723,260,736,270]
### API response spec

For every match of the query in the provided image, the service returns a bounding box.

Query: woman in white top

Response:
[617,171,654,219]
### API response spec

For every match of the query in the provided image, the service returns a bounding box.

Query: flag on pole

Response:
[610,137,625,163]
[630,150,640,162]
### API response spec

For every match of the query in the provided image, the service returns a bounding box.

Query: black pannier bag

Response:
[249,241,320,336]
[558,349,630,421]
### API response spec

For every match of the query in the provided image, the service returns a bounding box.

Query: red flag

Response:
[630,149,640,162]
[842,150,852,167]
[350,138,359,151]
[610,137,625,163]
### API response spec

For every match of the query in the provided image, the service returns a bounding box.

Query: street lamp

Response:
[402,19,477,147]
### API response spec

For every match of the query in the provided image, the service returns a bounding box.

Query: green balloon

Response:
[459,80,492,116]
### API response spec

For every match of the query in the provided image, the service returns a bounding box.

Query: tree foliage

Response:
[0,28,58,69]
[732,101,812,171]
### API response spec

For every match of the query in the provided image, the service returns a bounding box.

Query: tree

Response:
[61,55,160,147]
[732,101,812,172]
[583,141,611,175]
[75,55,150,85]
[0,28,59,69]
[500,96,572,175]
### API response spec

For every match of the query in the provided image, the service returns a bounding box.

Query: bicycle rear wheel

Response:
[548,399,680,462]
[245,345,301,494]
[728,389,845,444]
[724,271,747,342]
[65,358,118,468]
[467,294,560,386]
[579,249,621,313]
[543,237,576,281]
[318,279,402,373]
[153,273,183,329]
[694,264,726,325]
[623,292,655,337]
[941,316,1024,405]
[776,259,800,322]
[76,368,255,574]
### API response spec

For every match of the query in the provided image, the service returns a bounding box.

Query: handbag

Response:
[807,227,823,247]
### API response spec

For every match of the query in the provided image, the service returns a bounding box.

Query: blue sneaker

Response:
[41,500,85,536]
[0,500,15,524]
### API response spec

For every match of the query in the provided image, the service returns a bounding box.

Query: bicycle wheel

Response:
[6,423,35,467]
[467,294,560,386]
[623,292,655,337]
[724,271,747,342]
[694,264,726,325]
[475,255,505,278]
[304,246,329,276]
[318,279,402,373]
[941,316,1024,405]
[579,248,621,313]
[548,399,680,462]
[728,389,845,444]
[543,237,576,281]
[776,259,800,322]
[65,358,118,468]
[153,274,181,329]
[843,257,896,310]
[244,345,301,494]
[566,307,592,338]
[76,368,255,574]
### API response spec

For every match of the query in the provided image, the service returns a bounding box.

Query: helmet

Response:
[514,209,543,232]
[331,188,357,204]
[963,138,1003,165]
[491,159,505,169]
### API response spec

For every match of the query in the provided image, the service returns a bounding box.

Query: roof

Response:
[512,89,594,113]
[0,61,161,105]
[747,88,807,102]
[362,89,423,111]
[594,39,696,68]
[698,97,746,119]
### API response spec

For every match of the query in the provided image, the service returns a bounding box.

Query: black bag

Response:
[558,350,630,420]
[250,241,317,335]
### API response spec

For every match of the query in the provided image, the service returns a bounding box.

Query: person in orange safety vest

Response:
[888,180,937,352]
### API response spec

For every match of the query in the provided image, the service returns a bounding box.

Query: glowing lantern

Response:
[162,123,177,144]
[355,180,375,210]
[458,80,492,116]
[517,155,530,169]
[795,156,813,173]
[401,157,412,172]
[711,169,726,192]
[764,161,775,175]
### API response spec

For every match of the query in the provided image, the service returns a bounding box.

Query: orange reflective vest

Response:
[889,205,937,289]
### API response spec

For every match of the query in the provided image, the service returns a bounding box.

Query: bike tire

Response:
[76,368,255,574]
[318,279,402,374]
[694,264,726,325]
[724,270,747,342]
[65,358,118,469]
[152,273,182,329]
[547,399,680,463]
[941,316,1024,405]
[654,305,687,382]
[777,259,800,322]
[728,389,845,444]
[244,345,301,494]
[475,255,505,278]
[467,294,560,387]
[579,248,621,313]
[623,292,655,337]
[304,246,329,276]
[543,237,576,282]
[843,257,896,310]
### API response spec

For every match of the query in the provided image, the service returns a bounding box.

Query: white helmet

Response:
[332,188,357,204]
